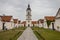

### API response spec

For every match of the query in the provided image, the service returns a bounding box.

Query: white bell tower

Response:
[26,4,32,27]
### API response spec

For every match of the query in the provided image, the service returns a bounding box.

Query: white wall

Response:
[38,21,42,27]
[54,19,60,31]
[14,23,18,28]
[20,24,25,27]
[44,20,48,29]
[18,24,21,27]
[5,22,14,30]
[26,20,32,27]
[49,23,52,29]
[49,22,55,29]
[0,21,3,30]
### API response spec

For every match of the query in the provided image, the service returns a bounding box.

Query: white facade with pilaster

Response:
[54,8,60,31]
[26,4,32,27]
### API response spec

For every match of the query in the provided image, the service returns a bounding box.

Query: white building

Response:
[38,19,44,28]
[20,4,39,27]
[0,15,14,30]
[44,19,48,28]
[26,4,32,27]
[21,21,38,27]
[13,19,18,28]
[44,16,55,30]
[54,8,60,31]
[18,20,21,27]
[0,17,3,30]
[31,21,38,27]
[21,21,26,27]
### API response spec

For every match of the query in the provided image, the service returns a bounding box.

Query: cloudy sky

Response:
[0,0,60,21]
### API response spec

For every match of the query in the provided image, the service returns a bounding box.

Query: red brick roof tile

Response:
[38,19,44,23]
[0,16,12,22]
[13,19,18,23]
[21,21,26,24]
[32,21,38,24]
[45,16,55,21]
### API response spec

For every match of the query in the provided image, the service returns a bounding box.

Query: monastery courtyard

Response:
[0,0,60,40]
[0,27,60,40]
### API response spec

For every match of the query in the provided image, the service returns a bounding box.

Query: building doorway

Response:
[2,23,5,30]
[28,24,30,27]
[52,23,55,30]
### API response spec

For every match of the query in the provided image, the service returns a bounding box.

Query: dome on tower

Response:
[26,4,31,10]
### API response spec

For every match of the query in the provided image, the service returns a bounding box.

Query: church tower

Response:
[26,4,32,27]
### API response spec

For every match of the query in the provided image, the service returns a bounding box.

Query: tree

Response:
[46,20,55,28]
[46,20,51,28]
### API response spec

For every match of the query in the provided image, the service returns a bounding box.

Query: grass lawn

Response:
[31,27,60,40]
[0,27,26,40]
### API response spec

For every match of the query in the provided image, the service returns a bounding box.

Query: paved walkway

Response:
[17,27,38,40]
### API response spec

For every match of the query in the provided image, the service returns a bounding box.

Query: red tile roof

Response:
[0,16,12,22]
[13,19,18,24]
[45,16,55,21]
[32,21,38,24]
[21,21,26,24]
[21,21,38,24]
[38,19,44,23]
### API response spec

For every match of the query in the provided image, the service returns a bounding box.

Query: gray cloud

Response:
[0,0,60,21]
